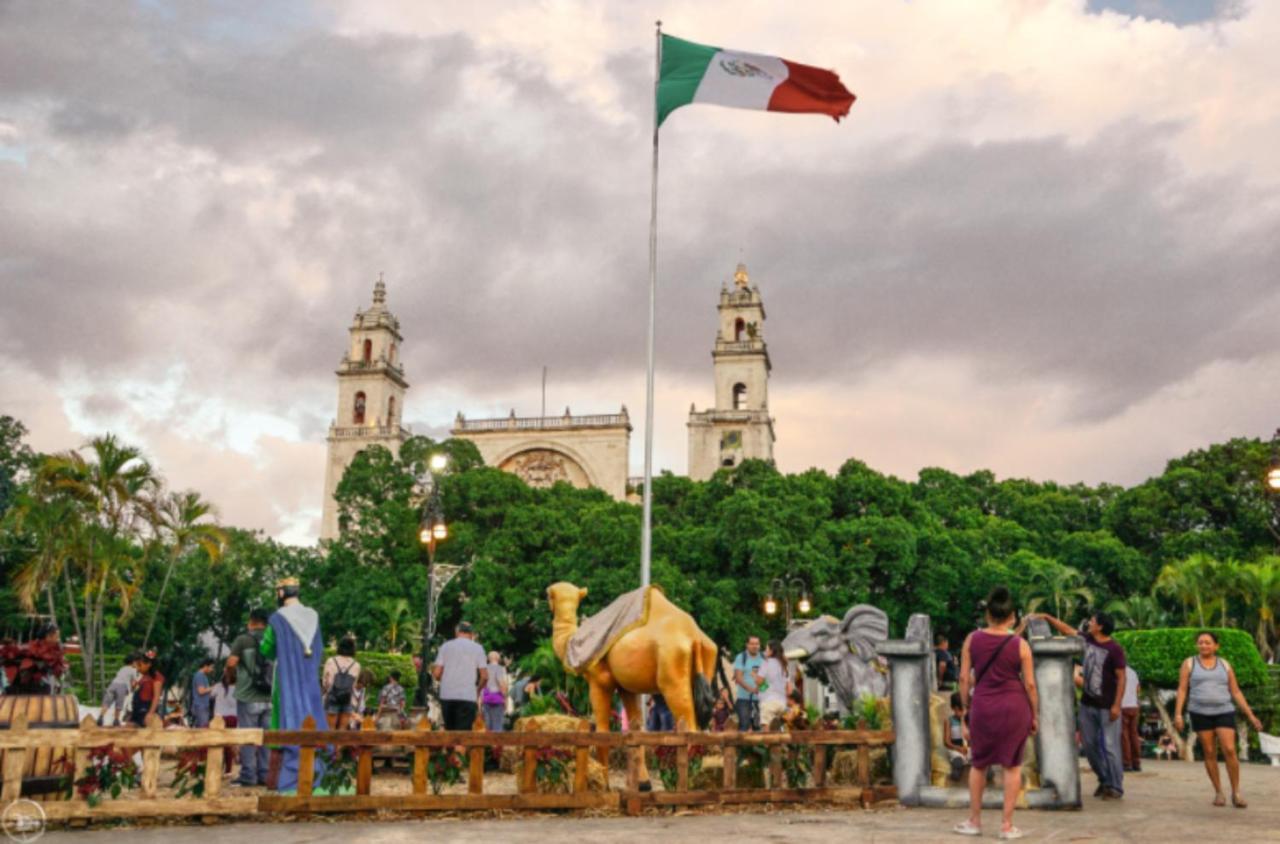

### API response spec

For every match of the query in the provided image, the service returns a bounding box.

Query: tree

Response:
[1154,553,1219,627]
[1019,557,1094,620]
[1105,595,1169,630]
[1236,557,1280,661]
[142,490,227,648]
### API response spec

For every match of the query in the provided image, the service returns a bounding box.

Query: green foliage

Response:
[1113,628,1268,689]
[345,650,418,707]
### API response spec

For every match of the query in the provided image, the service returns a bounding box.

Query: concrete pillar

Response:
[877,636,931,806]
[1027,618,1083,808]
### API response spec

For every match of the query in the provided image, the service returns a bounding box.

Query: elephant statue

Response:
[782,604,890,711]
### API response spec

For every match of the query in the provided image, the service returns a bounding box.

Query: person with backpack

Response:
[225,608,273,787]
[731,635,765,732]
[322,637,362,730]
[953,586,1039,840]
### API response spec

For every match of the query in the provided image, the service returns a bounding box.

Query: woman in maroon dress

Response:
[953,587,1039,840]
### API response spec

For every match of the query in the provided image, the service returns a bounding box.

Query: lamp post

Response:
[415,452,451,707]
[1266,428,1280,550]
[763,576,812,629]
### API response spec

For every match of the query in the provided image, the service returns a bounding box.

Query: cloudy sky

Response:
[3,0,1278,544]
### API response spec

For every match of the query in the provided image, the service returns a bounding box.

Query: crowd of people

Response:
[943,586,1264,840]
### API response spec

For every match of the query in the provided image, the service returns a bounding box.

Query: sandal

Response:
[953,820,982,836]
[1213,793,1226,807]
[998,829,1026,841]
[1232,794,1247,809]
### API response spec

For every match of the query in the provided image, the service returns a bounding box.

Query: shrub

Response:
[1113,628,1268,689]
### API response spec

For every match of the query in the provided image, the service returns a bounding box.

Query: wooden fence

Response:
[0,712,895,822]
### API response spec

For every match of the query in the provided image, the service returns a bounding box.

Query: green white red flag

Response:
[657,34,856,126]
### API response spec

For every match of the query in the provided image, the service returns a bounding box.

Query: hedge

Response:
[1113,628,1268,689]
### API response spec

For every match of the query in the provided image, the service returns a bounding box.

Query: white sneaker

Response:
[998,828,1025,840]
[953,820,982,836]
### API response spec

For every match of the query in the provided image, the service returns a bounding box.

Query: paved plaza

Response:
[40,759,1280,843]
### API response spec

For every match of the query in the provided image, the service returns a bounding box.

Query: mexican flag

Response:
[657,34,856,127]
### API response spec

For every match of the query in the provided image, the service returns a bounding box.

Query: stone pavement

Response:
[41,760,1280,843]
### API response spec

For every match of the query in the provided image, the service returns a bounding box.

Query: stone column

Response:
[877,636,931,806]
[1027,619,1083,809]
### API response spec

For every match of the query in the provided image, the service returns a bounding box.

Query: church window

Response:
[389,342,397,364]
[732,383,747,410]
[734,318,746,341]
[387,396,396,424]
[353,392,366,425]
[362,339,372,363]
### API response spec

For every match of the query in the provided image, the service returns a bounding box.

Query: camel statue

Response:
[547,581,718,790]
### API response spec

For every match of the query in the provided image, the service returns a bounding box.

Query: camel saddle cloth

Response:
[564,586,659,673]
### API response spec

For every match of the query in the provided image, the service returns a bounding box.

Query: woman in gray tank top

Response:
[1173,631,1263,808]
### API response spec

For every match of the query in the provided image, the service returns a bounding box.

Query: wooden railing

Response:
[0,713,895,821]
[0,713,260,820]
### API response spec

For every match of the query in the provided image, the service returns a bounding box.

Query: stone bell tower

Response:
[687,263,776,481]
[320,276,410,541]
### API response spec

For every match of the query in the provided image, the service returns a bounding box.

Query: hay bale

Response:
[513,714,592,733]
[830,747,890,785]
[510,714,605,792]
[691,754,723,790]
[511,755,609,793]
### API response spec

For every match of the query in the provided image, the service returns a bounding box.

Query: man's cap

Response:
[457,621,474,634]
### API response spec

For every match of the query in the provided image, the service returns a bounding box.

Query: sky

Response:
[2,0,1278,545]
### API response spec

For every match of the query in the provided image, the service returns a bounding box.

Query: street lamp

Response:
[414,452,454,707]
[763,576,812,628]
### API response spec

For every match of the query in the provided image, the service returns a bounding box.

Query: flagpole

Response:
[641,20,662,590]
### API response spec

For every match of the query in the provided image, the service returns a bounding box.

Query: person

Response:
[481,651,508,732]
[646,693,675,731]
[261,577,329,793]
[322,637,361,730]
[130,651,165,727]
[378,670,407,718]
[954,586,1038,840]
[1174,630,1264,808]
[1038,610,1127,799]
[99,652,141,726]
[431,621,488,731]
[944,690,968,780]
[511,675,540,712]
[758,640,792,730]
[936,634,958,689]
[190,657,215,727]
[1120,665,1142,772]
[225,608,272,787]
[211,674,239,773]
[731,635,765,732]
[352,669,372,727]
[711,688,732,732]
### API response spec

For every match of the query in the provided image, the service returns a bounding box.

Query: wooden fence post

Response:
[676,744,689,792]
[411,716,430,795]
[572,721,590,795]
[769,745,783,789]
[140,714,162,798]
[205,716,225,798]
[520,746,537,794]
[71,716,94,802]
[812,742,827,788]
[722,744,737,790]
[297,715,316,797]
[356,715,374,796]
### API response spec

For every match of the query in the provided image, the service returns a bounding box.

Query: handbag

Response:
[481,687,505,706]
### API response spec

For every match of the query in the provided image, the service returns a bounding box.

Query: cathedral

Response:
[320,264,776,541]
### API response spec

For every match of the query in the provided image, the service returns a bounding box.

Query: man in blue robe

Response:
[260,577,329,793]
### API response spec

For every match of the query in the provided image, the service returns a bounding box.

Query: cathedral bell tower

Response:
[320,277,410,540]
[687,263,776,481]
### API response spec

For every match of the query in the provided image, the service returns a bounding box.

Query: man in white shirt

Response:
[1121,665,1142,772]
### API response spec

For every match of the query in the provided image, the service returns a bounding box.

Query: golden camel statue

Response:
[547,581,718,790]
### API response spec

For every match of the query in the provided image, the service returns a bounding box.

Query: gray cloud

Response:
[1,1,1279,541]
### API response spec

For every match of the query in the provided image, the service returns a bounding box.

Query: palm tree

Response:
[1105,595,1169,630]
[377,597,420,653]
[1154,553,1218,627]
[1236,557,1280,661]
[1023,560,1094,620]
[142,490,227,648]
[38,435,160,698]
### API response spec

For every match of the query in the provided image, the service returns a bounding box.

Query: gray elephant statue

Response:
[782,604,890,710]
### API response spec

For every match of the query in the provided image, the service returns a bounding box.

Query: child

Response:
[944,691,968,781]
[99,651,140,726]
[711,687,732,732]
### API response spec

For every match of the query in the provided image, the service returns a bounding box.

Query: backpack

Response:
[326,659,356,709]
[244,634,273,695]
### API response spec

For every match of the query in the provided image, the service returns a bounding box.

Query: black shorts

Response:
[441,699,478,731]
[1189,710,1236,733]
